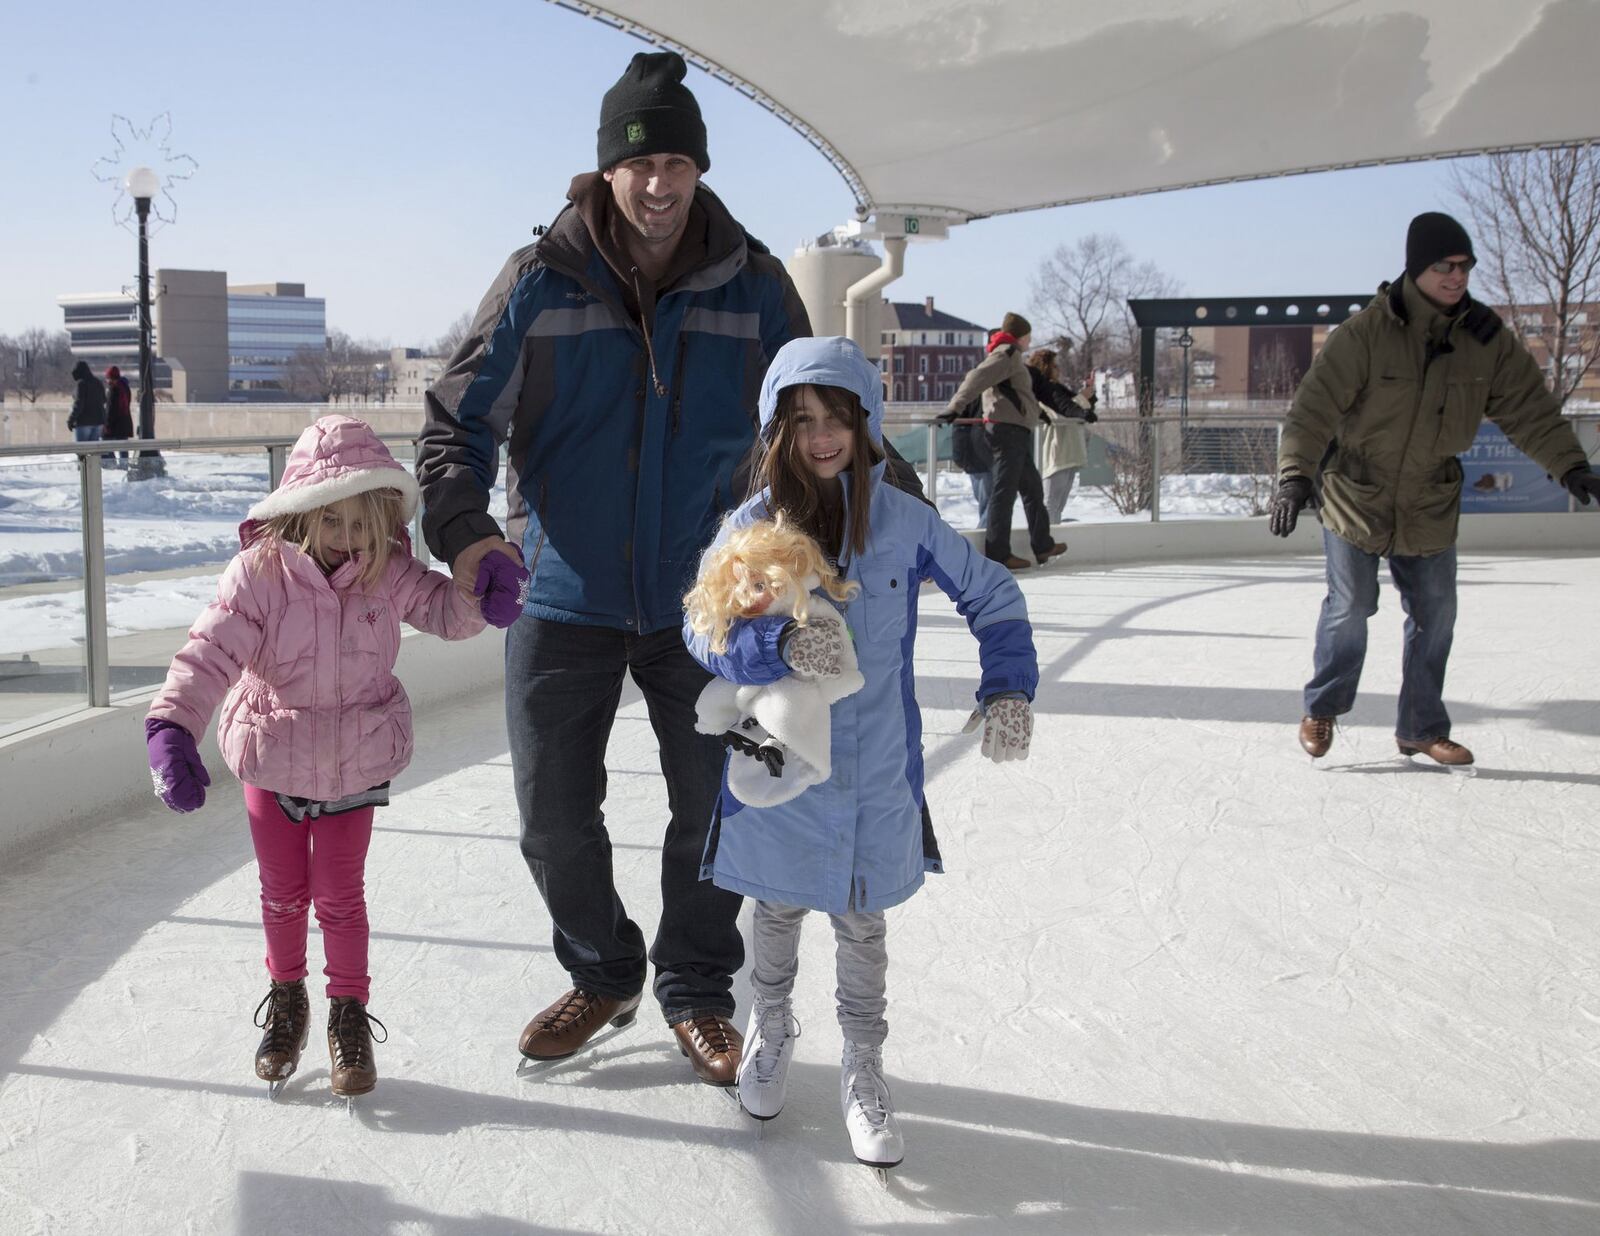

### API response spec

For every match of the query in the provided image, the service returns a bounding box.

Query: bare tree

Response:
[434,311,473,363]
[3,328,73,403]
[1452,144,1600,406]
[286,345,332,402]
[1252,338,1303,402]
[1030,233,1179,382]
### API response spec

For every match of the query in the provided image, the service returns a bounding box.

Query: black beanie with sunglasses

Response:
[1406,212,1474,280]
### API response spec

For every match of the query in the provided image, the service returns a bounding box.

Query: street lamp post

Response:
[126,165,165,479]
[1177,327,1194,434]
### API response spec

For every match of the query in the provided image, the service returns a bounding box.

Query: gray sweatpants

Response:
[1045,467,1078,521]
[750,900,888,1047]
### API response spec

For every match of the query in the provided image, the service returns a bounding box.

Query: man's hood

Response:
[537,174,756,296]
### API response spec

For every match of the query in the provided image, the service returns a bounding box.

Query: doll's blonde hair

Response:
[685,514,858,654]
[258,488,406,588]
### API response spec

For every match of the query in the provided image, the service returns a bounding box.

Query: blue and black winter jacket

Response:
[416,177,810,634]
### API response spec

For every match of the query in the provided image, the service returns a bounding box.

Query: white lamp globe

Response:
[124,166,160,200]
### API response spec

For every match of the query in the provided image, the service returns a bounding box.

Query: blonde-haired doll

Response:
[685,516,864,807]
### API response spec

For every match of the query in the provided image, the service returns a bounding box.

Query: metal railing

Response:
[2,410,1595,730]
[0,434,428,715]
[883,404,1600,522]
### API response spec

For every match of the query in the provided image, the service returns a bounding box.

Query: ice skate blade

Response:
[1398,752,1477,776]
[516,1016,636,1079]
[266,1079,288,1101]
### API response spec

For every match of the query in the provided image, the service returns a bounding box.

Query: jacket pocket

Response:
[859,563,909,642]
[1434,377,1488,455]
[1410,460,1464,549]
[226,715,274,786]
[356,699,412,782]
[1320,472,1386,549]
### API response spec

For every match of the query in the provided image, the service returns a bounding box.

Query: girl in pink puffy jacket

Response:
[145,415,527,1100]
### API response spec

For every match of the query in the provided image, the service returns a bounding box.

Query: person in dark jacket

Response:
[104,366,135,466]
[1270,211,1598,768]
[942,313,1065,569]
[415,51,811,1090]
[67,361,106,444]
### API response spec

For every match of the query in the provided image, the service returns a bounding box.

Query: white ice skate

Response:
[737,997,801,1122]
[841,1040,903,1181]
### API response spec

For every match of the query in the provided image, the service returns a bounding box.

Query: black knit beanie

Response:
[597,51,709,173]
[1406,212,1474,280]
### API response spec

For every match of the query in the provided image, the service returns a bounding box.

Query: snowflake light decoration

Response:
[91,113,198,233]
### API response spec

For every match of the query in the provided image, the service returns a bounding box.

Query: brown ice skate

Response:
[253,978,310,1096]
[327,996,386,1098]
[518,988,641,1061]
[672,1012,743,1086]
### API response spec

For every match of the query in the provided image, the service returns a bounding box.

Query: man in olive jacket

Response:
[1270,211,1599,766]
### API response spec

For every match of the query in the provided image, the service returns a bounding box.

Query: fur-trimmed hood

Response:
[248,414,419,523]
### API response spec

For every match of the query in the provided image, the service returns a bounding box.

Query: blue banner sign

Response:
[1457,422,1571,513]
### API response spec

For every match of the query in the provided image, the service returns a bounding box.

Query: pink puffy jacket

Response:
[148,416,485,800]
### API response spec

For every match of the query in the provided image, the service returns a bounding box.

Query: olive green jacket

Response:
[1279,276,1586,557]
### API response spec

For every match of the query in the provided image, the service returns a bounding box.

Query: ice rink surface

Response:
[2,550,1596,1235]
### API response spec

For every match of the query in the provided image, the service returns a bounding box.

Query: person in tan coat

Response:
[1270,211,1599,766]
[942,312,1065,569]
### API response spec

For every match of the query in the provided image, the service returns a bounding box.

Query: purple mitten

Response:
[473,548,531,629]
[145,717,211,813]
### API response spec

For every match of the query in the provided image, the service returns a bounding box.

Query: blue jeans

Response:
[504,617,742,1022]
[969,471,992,526]
[1304,529,1458,743]
[73,425,103,443]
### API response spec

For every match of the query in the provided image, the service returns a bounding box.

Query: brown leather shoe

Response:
[519,988,642,1061]
[672,1013,743,1086]
[1036,542,1068,565]
[1298,715,1335,758]
[1398,737,1474,766]
[997,555,1032,571]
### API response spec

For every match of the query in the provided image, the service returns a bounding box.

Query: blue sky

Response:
[1,0,1469,345]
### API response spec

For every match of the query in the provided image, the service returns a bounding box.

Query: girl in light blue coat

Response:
[684,336,1038,1172]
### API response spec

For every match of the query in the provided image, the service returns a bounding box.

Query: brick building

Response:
[880,298,986,403]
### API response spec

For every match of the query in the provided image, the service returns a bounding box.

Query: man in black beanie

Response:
[1269,210,1599,768]
[418,49,810,1089]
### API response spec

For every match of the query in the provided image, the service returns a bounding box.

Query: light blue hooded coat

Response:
[684,337,1038,914]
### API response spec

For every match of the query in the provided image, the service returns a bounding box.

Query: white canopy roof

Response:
[552,0,1600,222]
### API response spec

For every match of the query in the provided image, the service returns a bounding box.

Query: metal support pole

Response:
[79,452,111,707]
[267,444,288,492]
[925,421,939,508]
[1138,328,1156,415]
[1150,421,1163,523]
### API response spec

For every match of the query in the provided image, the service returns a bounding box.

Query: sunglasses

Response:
[1429,257,1476,275]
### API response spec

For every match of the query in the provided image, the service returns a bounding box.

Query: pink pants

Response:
[244,785,374,1002]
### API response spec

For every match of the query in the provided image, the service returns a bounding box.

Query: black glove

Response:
[1562,464,1600,505]
[934,409,959,425]
[1269,476,1317,537]
[1083,409,1098,424]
